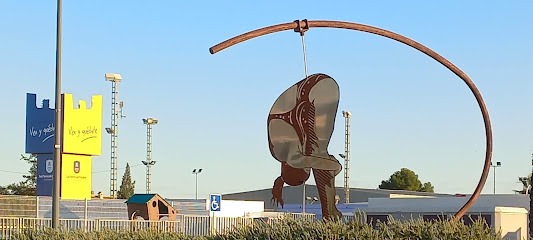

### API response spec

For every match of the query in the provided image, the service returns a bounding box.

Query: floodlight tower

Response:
[142,118,158,194]
[340,110,351,203]
[105,73,123,198]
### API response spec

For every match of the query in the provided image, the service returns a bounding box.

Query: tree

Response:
[0,185,8,195]
[379,168,435,193]
[117,163,135,199]
[21,154,37,189]
[1,154,37,195]
[420,182,435,193]
[513,174,530,194]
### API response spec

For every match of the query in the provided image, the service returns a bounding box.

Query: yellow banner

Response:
[61,154,92,200]
[62,94,103,156]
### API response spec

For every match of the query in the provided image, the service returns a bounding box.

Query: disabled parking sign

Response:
[210,194,221,211]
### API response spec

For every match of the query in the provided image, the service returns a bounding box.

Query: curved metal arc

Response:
[209,22,296,54]
[209,20,492,221]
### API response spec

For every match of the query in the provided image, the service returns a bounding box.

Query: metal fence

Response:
[0,196,318,239]
[0,213,315,239]
[0,196,37,217]
[0,195,207,219]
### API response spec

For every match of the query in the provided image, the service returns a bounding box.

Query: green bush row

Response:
[10,216,500,240]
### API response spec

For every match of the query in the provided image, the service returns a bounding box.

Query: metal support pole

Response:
[192,169,202,199]
[105,73,123,199]
[52,0,62,229]
[491,161,501,194]
[84,198,88,231]
[493,166,496,194]
[142,118,157,194]
[146,164,151,193]
[35,196,39,218]
[195,173,198,199]
[110,81,119,198]
[146,124,152,193]
[342,111,351,203]
[302,183,306,214]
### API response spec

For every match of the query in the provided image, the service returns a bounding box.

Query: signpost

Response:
[210,194,221,212]
[209,194,221,235]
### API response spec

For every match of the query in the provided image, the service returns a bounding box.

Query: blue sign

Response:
[25,93,55,154]
[36,154,54,196]
[210,194,221,211]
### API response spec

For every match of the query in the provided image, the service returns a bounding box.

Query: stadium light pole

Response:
[192,169,202,199]
[105,73,123,198]
[341,110,351,203]
[142,118,158,194]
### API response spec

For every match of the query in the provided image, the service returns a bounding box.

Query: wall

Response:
[211,200,264,217]
[366,194,529,212]
[494,207,528,240]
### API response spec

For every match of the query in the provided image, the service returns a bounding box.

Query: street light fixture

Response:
[491,161,501,194]
[143,118,158,194]
[105,73,122,82]
[192,169,202,199]
[143,118,159,125]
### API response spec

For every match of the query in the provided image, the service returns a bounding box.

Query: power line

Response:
[0,169,26,174]
[92,163,143,174]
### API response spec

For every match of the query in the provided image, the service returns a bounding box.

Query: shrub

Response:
[214,216,501,240]
[10,216,501,240]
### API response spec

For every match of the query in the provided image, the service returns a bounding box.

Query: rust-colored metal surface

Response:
[268,73,343,220]
[209,20,493,220]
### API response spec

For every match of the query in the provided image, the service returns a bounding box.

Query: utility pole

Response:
[142,118,158,193]
[52,0,62,229]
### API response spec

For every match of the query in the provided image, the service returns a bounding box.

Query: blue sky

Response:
[1,1,532,199]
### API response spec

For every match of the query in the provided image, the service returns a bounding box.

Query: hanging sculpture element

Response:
[210,20,493,221]
[268,73,342,220]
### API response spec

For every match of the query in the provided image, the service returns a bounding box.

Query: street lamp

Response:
[192,169,202,199]
[491,161,501,194]
[105,72,123,198]
[143,118,158,194]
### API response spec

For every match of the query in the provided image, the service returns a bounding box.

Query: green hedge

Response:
[10,217,501,240]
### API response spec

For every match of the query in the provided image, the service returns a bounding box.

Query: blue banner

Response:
[36,154,54,196]
[25,93,55,154]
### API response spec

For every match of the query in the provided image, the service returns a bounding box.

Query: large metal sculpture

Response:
[268,73,342,219]
[209,20,493,221]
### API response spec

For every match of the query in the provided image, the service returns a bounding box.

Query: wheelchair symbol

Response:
[210,195,221,211]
